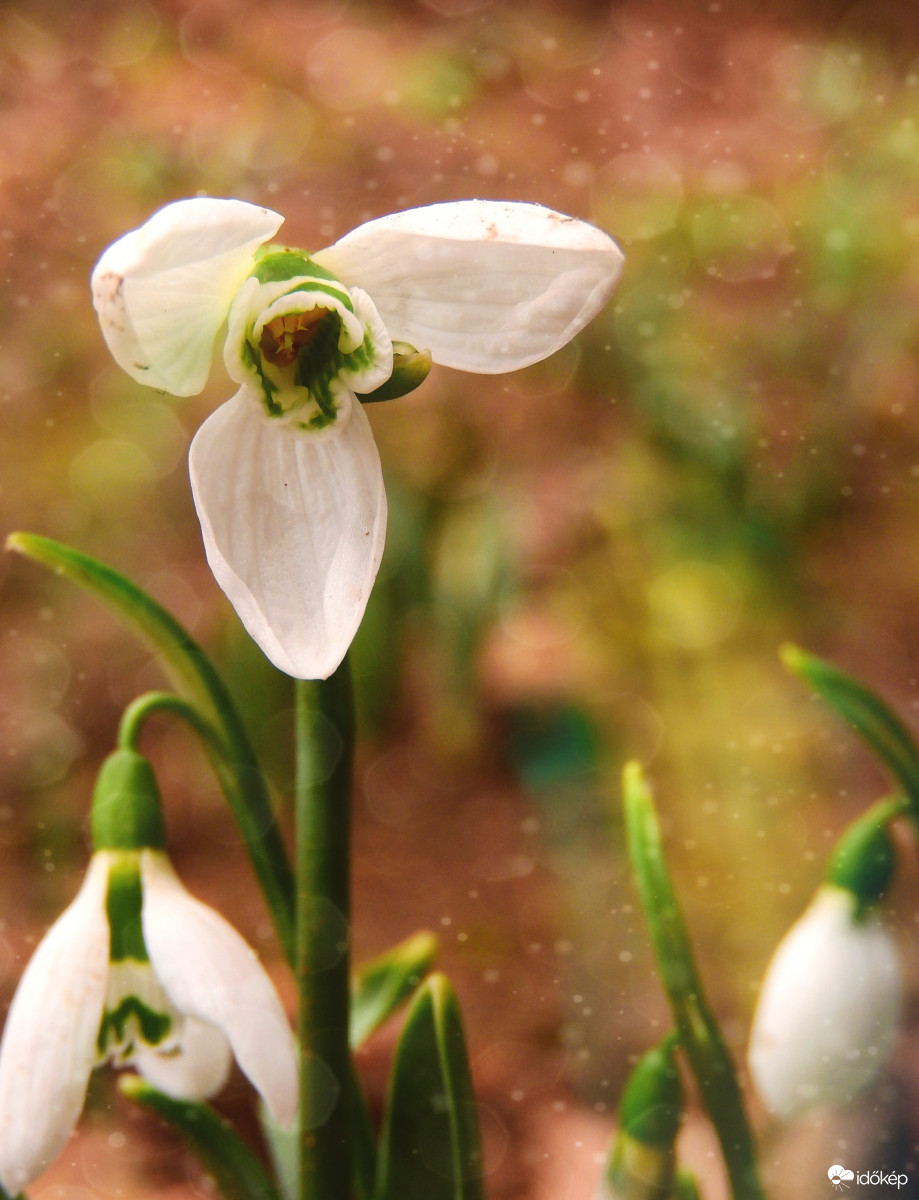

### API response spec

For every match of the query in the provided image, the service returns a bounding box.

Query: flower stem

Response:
[117,690,221,754]
[296,662,355,1200]
[623,762,765,1200]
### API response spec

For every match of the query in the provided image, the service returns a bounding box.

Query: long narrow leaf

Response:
[7,532,295,962]
[376,973,485,1200]
[623,762,764,1200]
[121,1078,284,1200]
[782,643,919,814]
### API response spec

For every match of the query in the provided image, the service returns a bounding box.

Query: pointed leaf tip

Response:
[377,972,485,1200]
[351,930,440,1048]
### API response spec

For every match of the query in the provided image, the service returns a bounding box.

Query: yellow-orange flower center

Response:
[259,308,329,368]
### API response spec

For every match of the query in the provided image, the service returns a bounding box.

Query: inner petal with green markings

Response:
[99,853,177,1064]
[224,248,394,433]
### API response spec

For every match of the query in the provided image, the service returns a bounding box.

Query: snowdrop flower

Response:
[748,807,902,1119]
[0,750,297,1193]
[92,197,623,679]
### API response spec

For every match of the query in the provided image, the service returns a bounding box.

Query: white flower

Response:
[0,848,297,1193]
[747,885,901,1119]
[92,197,624,679]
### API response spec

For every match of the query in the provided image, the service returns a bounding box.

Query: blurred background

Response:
[2,0,919,1196]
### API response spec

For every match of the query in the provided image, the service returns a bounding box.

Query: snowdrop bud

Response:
[748,882,901,1119]
[358,342,433,403]
[601,1035,684,1200]
[90,749,166,851]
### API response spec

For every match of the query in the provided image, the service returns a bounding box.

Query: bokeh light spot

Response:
[691,195,792,281]
[593,152,684,244]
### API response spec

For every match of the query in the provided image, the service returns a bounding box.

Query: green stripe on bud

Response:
[825,798,901,918]
[90,750,166,851]
[604,1034,684,1200]
[98,994,171,1053]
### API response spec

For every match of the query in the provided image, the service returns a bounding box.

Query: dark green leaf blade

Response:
[376,973,485,1200]
[781,642,919,812]
[623,762,764,1200]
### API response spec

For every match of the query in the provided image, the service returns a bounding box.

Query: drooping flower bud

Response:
[748,807,901,1119]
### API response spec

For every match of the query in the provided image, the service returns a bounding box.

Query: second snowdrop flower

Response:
[748,805,902,1119]
[92,197,624,679]
[0,750,297,1194]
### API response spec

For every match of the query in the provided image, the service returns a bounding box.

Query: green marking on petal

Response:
[107,854,149,963]
[293,310,345,423]
[243,338,283,416]
[99,992,172,1054]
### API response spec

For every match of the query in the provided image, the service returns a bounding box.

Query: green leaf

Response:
[781,643,919,815]
[376,973,486,1200]
[351,930,439,1048]
[6,533,296,963]
[623,763,764,1200]
[674,1170,703,1200]
[120,1077,284,1200]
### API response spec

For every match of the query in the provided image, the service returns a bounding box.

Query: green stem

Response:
[296,662,355,1200]
[117,690,221,754]
[623,762,765,1200]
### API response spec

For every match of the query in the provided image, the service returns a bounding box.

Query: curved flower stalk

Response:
[92,197,624,679]
[0,750,297,1193]
[748,805,902,1119]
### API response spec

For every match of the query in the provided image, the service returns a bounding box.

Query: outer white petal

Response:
[0,855,110,1193]
[133,1016,232,1100]
[92,198,284,396]
[313,200,624,373]
[140,852,297,1127]
[748,886,901,1119]
[188,387,387,680]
